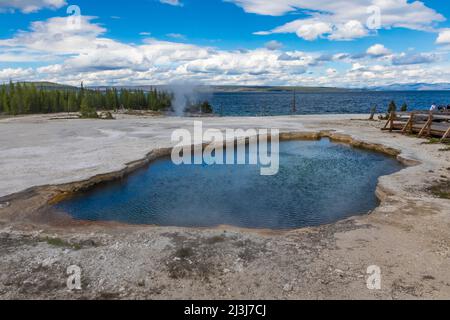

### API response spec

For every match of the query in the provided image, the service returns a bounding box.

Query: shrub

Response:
[79,96,98,119]
[185,100,213,114]
[369,105,377,120]
[199,101,213,114]
[388,100,397,113]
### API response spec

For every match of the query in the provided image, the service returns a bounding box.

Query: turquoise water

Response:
[54,139,403,229]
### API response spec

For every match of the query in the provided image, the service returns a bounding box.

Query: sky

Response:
[1,0,450,87]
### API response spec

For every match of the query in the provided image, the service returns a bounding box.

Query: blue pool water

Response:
[54,139,403,229]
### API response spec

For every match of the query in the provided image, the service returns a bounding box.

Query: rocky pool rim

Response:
[0,130,414,233]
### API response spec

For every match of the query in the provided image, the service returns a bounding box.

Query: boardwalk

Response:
[383,111,450,142]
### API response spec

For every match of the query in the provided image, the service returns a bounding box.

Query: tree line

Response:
[0,82,173,116]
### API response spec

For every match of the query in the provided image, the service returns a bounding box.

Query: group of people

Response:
[430,103,450,112]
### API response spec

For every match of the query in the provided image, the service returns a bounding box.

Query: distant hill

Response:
[90,85,361,93]
[371,83,450,91]
[202,86,359,93]
[19,81,79,91]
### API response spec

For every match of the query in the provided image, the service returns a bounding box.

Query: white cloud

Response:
[0,16,106,54]
[0,16,317,85]
[391,52,439,65]
[229,0,445,41]
[0,0,66,13]
[265,19,368,41]
[367,44,391,57]
[326,68,337,76]
[224,0,298,16]
[1,14,449,87]
[264,40,283,50]
[160,0,183,6]
[167,33,187,40]
[436,29,450,45]
[328,20,367,41]
[295,21,333,41]
[0,68,35,80]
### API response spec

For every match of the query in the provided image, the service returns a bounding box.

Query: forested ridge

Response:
[0,82,172,116]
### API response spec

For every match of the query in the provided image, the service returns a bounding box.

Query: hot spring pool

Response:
[53,138,403,229]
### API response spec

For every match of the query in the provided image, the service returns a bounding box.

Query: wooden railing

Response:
[382,110,450,142]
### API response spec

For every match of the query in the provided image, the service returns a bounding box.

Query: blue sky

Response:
[1,0,450,87]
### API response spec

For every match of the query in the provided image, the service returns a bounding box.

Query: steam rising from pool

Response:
[166,82,210,116]
[54,139,403,230]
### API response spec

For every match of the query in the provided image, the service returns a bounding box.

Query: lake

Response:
[207,91,450,116]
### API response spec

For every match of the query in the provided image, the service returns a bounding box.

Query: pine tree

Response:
[147,89,156,110]
[0,81,173,115]
[113,88,119,110]
[22,85,31,114]
[80,94,98,118]
[0,85,5,113]
[29,84,38,113]
[9,80,15,97]
[67,91,78,113]
[120,89,129,109]
[9,93,19,115]
[15,83,25,114]
[2,90,9,114]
